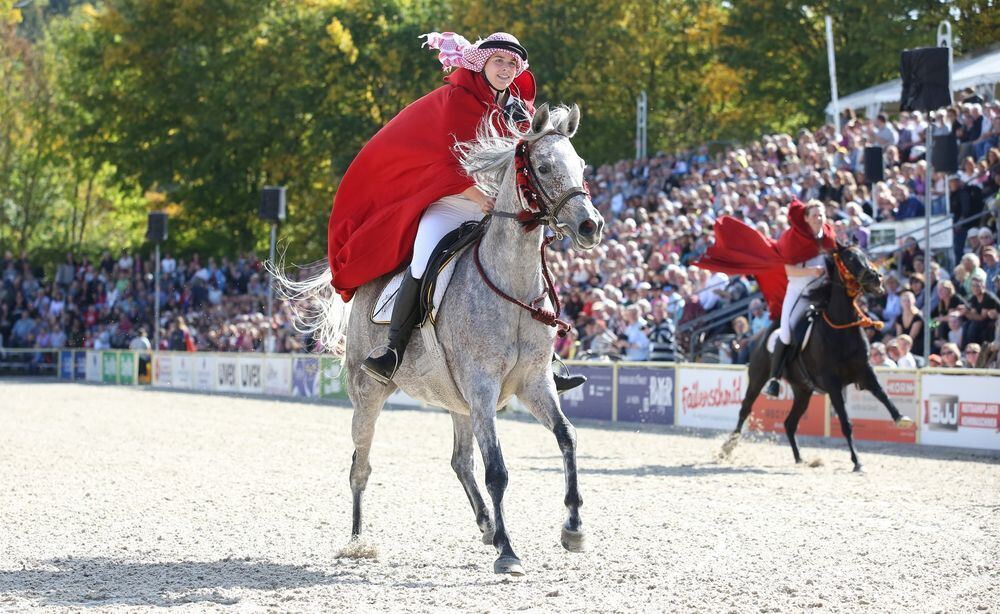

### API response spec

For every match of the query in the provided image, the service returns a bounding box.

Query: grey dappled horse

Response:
[277,105,603,575]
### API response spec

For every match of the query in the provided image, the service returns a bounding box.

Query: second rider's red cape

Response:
[327,68,536,302]
[695,200,836,316]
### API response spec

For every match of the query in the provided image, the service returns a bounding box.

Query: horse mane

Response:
[454,105,574,196]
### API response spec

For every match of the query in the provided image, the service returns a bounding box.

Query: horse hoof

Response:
[481,528,495,545]
[853,464,865,474]
[719,433,740,459]
[560,527,587,552]
[494,555,525,576]
[895,416,915,428]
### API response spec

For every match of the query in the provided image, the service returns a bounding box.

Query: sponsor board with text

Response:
[616,366,675,425]
[559,365,614,422]
[676,367,746,430]
[921,374,1000,450]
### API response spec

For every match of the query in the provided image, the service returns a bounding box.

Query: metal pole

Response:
[267,221,276,352]
[636,91,647,160]
[825,16,841,136]
[154,243,161,351]
[922,124,933,359]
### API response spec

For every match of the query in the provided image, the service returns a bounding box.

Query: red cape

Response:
[695,200,837,316]
[327,68,536,302]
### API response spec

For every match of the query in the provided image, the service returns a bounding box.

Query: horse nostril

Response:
[579,219,597,237]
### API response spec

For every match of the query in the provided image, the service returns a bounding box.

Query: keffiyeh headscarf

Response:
[420,31,529,76]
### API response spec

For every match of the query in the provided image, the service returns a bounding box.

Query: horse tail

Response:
[266,255,352,359]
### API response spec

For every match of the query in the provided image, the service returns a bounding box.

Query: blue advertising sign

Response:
[60,351,74,379]
[616,366,675,425]
[558,364,614,421]
[73,351,87,380]
[292,357,320,398]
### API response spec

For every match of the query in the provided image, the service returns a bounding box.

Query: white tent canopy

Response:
[826,46,1000,118]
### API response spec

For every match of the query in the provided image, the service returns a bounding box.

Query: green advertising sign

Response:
[118,351,136,385]
[102,352,119,384]
[319,357,349,400]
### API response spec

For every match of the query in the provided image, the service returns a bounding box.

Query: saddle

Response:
[371,220,487,325]
[765,305,819,356]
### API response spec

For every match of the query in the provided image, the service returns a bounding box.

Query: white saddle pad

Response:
[371,257,460,325]
[766,321,814,354]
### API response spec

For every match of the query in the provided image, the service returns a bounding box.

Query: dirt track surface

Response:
[1,381,998,613]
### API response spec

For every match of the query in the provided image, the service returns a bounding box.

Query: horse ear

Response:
[560,104,581,138]
[531,103,550,135]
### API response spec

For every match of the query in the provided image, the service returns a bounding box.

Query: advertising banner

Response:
[153,354,173,386]
[86,351,102,383]
[74,351,87,380]
[292,357,320,398]
[59,351,74,380]
[838,370,919,443]
[676,366,746,431]
[748,382,826,437]
[238,356,264,394]
[173,354,194,390]
[118,351,136,385]
[319,357,349,400]
[615,365,675,425]
[193,355,216,392]
[558,364,614,422]
[263,356,292,396]
[215,355,239,392]
[921,374,1000,450]
[101,352,118,384]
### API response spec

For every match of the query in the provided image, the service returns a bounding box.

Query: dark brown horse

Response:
[721,244,914,472]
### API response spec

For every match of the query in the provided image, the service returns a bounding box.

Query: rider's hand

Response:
[480,196,496,214]
[810,266,825,277]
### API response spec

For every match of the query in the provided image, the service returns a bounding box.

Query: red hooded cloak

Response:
[327,68,536,302]
[695,200,837,316]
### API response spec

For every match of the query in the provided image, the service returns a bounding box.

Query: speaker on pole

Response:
[863,146,884,184]
[259,186,287,222]
[899,47,952,112]
[147,212,168,242]
[932,134,959,173]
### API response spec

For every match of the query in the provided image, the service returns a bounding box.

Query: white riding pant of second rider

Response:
[779,254,827,345]
[410,195,484,278]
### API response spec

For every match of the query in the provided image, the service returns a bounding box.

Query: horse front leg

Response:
[450,412,494,545]
[860,367,914,427]
[829,385,864,473]
[467,383,523,575]
[518,378,586,553]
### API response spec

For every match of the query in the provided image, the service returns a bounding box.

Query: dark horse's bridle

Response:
[822,247,884,331]
[474,131,591,338]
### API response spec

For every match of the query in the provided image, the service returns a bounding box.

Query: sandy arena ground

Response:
[1,380,998,613]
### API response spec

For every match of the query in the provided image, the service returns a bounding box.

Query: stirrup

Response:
[764,378,781,399]
[361,346,400,385]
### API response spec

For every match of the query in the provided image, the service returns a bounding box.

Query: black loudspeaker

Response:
[932,134,959,173]
[863,146,884,183]
[899,47,952,112]
[147,212,168,242]
[259,186,287,222]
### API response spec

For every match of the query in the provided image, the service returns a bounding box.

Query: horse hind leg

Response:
[784,385,813,465]
[519,381,586,553]
[346,369,394,544]
[450,412,495,545]
[829,385,864,472]
[721,348,770,460]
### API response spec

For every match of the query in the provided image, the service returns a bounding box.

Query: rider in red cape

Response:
[327,56,535,303]
[326,31,585,393]
[696,199,836,396]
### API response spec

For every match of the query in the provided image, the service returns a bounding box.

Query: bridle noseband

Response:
[490,131,590,236]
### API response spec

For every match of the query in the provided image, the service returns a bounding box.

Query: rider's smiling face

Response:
[805,206,826,236]
[483,53,517,91]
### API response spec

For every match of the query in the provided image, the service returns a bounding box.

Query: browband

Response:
[478,40,528,61]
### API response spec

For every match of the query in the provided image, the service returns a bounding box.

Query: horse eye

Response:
[538,164,552,174]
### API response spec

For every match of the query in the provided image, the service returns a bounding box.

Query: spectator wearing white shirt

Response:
[620,305,650,361]
[895,334,918,368]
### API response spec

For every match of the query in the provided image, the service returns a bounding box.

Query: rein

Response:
[822,252,884,331]
[473,233,571,337]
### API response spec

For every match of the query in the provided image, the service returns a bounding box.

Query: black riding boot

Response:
[362,271,422,384]
[554,370,587,394]
[764,339,789,398]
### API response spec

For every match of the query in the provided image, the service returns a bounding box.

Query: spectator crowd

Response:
[2,92,999,371]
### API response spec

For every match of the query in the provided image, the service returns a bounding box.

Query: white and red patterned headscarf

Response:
[420,31,529,76]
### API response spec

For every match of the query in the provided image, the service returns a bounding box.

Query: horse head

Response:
[835,243,884,297]
[517,103,604,249]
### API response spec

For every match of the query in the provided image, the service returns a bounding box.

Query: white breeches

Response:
[410,195,484,278]
[779,274,825,345]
